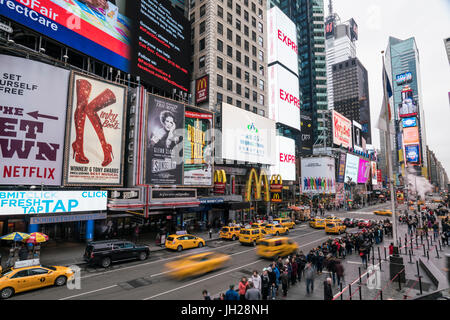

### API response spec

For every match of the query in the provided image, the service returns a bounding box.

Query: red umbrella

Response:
[24,232,49,244]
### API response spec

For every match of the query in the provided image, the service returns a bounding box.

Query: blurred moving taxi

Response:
[309,217,325,229]
[264,223,289,236]
[219,226,241,241]
[251,221,267,229]
[324,216,340,224]
[273,218,295,229]
[256,237,299,259]
[165,233,206,252]
[325,222,347,235]
[239,227,266,246]
[374,210,392,216]
[165,252,231,279]
[0,264,74,299]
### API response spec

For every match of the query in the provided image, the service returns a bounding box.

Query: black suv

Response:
[84,240,150,268]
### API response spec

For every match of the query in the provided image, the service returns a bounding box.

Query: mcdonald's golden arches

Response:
[245,168,270,202]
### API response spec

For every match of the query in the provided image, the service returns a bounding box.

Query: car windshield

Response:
[221,228,229,232]
[0,268,14,277]
[241,230,250,235]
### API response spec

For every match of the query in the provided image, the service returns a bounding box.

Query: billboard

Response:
[405,145,420,163]
[0,190,107,215]
[267,6,298,76]
[402,117,417,128]
[270,136,296,181]
[0,0,190,93]
[349,18,358,41]
[301,157,336,194]
[300,112,313,155]
[332,110,352,148]
[64,72,127,186]
[353,120,363,151]
[371,161,378,185]
[183,110,213,186]
[145,94,185,185]
[0,54,69,186]
[221,103,276,165]
[395,72,413,86]
[325,17,335,39]
[268,64,300,130]
[337,153,347,183]
[344,153,359,183]
[399,87,418,118]
[403,127,420,145]
[195,75,209,104]
[357,158,370,184]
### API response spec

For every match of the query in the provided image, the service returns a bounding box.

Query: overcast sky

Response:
[331,0,450,175]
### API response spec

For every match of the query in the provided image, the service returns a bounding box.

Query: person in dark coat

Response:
[291,257,298,285]
[261,269,270,300]
[335,261,345,286]
[324,277,333,300]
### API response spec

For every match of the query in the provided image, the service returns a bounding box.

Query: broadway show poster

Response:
[184,110,213,186]
[145,95,184,185]
[64,72,127,186]
[0,54,69,186]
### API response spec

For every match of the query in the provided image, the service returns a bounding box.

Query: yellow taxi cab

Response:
[273,218,295,229]
[219,226,241,241]
[374,210,392,216]
[239,227,266,246]
[256,237,299,259]
[309,217,326,229]
[264,223,289,236]
[0,263,74,299]
[324,216,340,224]
[165,232,206,252]
[251,221,267,229]
[418,200,425,205]
[165,252,231,279]
[325,221,347,235]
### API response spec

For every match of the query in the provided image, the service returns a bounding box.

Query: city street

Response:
[9,203,398,300]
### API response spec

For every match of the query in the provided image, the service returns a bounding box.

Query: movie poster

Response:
[64,72,127,186]
[146,94,184,185]
[183,110,213,186]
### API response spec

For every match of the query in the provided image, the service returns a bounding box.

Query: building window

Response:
[258,36,263,47]
[245,103,250,110]
[199,55,205,68]
[251,2,256,13]
[258,109,265,116]
[227,29,233,41]
[244,25,249,36]
[227,13,233,24]
[227,0,232,9]
[217,22,223,35]
[252,75,257,86]
[217,56,223,69]
[236,50,241,62]
[199,38,205,51]
[244,10,249,21]
[245,71,250,83]
[252,31,256,42]
[236,19,241,31]
[236,4,241,15]
[259,94,264,105]
[236,35,241,46]
[245,55,249,67]
[253,91,257,102]
[244,40,249,52]
[217,74,223,87]
[258,50,263,62]
[227,45,233,57]
[258,9,263,19]
[217,5,223,18]
[200,4,206,17]
[200,21,206,34]
[251,16,256,28]
[190,12,195,23]
[244,0,249,7]
[227,79,233,91]
[236,83,242,95]
[217,39,223,52]
[252,45,256,56]
[253,106,257,114]
[236,100,242,108]
[227,62,233,74]
[227,96,233,104]
[258,22,263,33]
[259,65,264,76]
[259,79,264,90]
[252,60,257,71]
[217,92,223,103]
[236,66,242,78]
[245,87,250,98]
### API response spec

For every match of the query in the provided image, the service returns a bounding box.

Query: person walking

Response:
[202,290,211,300]
[304,262,315,295]
[280,268,289,297]
[267,267,277,300]
[225,285,239,300]
[245,282,261,300]
[323,277,333,300]
[251,270,262,293]
[261,269,270,300]
[335,261,345,286]
[359,246,368,268]
[297,252,306,282]
[291,256,298,285]
[238,277,249,301]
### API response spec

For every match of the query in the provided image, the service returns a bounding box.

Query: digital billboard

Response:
[221,103,276,165]
[349,18,358,41]
[402,117,417,128]
[267,6,298,76]
[399,87,418,118]
[332,110,352,148]
[396,72,412,86]
[270,136,296,181]
[195,75,209,105]
[301,157,336,194]
[353,120,363,152]
[403,127,420,145]
[337,152,347,183]
[268,64,300,130]
[0,54,69,186]
[405,145,420,163]
[371,161,378,185]
[0,0,190,93]
[325,17,335,39]
[357,158,370,184]
[300,112,313,155]
[344,153,359,183]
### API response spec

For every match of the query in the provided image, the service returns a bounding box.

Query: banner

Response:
[183,110,213,186]
[64,72,127,186]
[371,161,378,185]
[332,110,352,148]
[0,190,107,215]
[301,157,336,194]
[335,183,345,203]
[337,153,347,183]
[269,136,296,181]
[0,54,69,186]
[146,94,184,185]
[403,127,420,145]
[344,153,359,183]
[357,158,370,184]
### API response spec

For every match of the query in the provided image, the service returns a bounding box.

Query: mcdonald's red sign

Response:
[195,75,209,104]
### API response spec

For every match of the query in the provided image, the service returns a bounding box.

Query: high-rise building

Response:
[332,57,372,144]
[189,0,268,116]
[384,36,428,179]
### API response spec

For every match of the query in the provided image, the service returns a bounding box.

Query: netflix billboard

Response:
[0,54,69,186]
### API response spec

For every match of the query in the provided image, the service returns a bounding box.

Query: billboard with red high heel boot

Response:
[63,72,127,186]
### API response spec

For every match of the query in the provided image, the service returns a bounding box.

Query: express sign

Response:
[280,153,295,163]
[270,136,296,181]
[277,30,298,54]
[279,89,300,108]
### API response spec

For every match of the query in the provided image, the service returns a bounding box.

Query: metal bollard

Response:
[359,284,362,300]
[349,283,352,300]
[380,290,383,300]
[423,244,426,257]
[438,240,442,251]
[398,274,402,291]
[416,261,420,278]
[418,274,423,295]
[340,282,343,300]
[426,250,429,261]
[435,245,440,259]
[384,247,387,261]
[420,234,423,244]
[408,250,413,264]
[358,267,362,285]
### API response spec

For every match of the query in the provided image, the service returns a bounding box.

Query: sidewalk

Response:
[0,230,223,268]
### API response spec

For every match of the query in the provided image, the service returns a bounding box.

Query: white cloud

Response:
[332,0,450,176]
